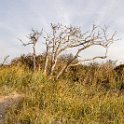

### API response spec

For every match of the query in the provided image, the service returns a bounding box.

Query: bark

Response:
[49,27,57,75]
[43,44,49,75]
[49,58,58,77]
[33,44,36,71]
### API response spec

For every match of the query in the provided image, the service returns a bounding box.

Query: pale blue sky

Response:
[0,0,124,63]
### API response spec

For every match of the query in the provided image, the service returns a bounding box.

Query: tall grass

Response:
[0,63,124,124]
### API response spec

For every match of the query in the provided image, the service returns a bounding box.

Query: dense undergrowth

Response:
[0,62,124,124]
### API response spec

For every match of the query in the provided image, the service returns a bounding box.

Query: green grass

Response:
[0,65,124,124]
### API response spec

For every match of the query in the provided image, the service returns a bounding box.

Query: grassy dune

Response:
[0,64,124,124]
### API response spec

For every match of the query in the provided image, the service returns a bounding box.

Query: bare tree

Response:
[43,23,117,80]
[19,29,42,71]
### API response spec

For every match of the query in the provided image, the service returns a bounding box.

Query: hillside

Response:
[0,59,124,124]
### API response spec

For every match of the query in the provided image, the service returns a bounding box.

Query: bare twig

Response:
[2,55,10,65]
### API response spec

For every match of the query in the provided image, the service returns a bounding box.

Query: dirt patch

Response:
[0,92,24,123]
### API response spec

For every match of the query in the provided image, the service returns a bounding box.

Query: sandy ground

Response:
[0,92,24,123]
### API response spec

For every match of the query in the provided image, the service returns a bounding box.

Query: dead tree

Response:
[43,23,117,80]
[19,29,42,71]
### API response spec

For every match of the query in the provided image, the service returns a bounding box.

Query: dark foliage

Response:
[11,54,44,70]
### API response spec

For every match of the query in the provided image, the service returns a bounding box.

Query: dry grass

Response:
[0,64,124,124]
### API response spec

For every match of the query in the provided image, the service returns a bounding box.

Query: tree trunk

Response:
[43,44,49,75]
[49,52,56,75]
[43,55,49,75]
[49,58,58,77]
[33,44,36,71]
[55,64,67,80]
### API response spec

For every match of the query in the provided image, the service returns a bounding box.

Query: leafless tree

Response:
[19,29,42,71]
[43,23,117,80]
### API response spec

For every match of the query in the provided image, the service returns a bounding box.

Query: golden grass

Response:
[0,65,124,124]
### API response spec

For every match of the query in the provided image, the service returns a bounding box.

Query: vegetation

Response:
[0,57,124,124]
[1,24,123,124]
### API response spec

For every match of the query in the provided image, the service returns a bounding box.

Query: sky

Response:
[0,0,124,64]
